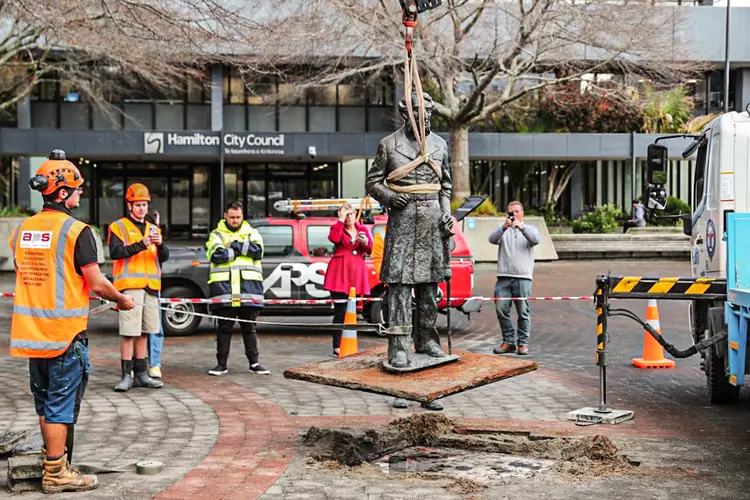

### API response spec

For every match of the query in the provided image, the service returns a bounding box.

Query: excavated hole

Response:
[303,414,640,488]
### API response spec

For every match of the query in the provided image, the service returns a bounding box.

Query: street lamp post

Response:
[724,0,731,113]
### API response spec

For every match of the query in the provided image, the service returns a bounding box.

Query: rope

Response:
[385,8,441,195]
[128,301,388,336]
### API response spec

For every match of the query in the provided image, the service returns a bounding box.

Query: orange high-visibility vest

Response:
[108,217,162,292]
[9,210,91,358]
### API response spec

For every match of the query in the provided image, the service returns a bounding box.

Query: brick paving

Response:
[0,260,749,499]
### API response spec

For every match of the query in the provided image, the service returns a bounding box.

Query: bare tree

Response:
[276,0,701,200]
[0,1,272,117]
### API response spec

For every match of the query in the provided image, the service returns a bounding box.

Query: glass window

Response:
[338,85,366,106]
[692,137,708,211]
[256,224,294,256]
[369,85,394,106]
[187,74,208,103]
[247,83,275,105]
[307,225,333,257]
[308,86,336,106]
[278,84,304,105]
[229,72,245,104]
[33,81,57,101]
[193,166,210,238]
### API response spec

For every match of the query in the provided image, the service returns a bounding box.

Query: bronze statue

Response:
[365,91,454,370]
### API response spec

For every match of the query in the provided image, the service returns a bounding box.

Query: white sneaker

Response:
[148,367,162,379]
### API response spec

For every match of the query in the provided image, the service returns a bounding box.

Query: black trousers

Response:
[215,306,260,366]
[330,291,348,350]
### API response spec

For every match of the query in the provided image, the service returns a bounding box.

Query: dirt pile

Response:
[304,416,637,483]
[303,414,454,466]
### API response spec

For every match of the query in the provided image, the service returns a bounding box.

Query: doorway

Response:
[96,163,210,240]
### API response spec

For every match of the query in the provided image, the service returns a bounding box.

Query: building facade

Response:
[1,5,749,238]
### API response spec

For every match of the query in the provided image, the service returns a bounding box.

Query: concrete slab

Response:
[283,346,537,403]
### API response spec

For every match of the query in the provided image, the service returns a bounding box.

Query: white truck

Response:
[645,104,750,403]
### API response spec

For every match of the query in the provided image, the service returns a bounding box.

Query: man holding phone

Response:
[488,201,540,355]
[108,183,169,392]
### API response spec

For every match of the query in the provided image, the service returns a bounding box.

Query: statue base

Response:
[283,346,537,403]
[382,352,460,373]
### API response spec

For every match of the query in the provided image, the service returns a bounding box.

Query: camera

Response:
[508,212,515,222]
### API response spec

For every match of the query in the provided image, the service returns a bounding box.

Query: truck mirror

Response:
[647,144,668,185]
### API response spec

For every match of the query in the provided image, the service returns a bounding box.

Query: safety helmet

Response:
[125,183,151,202]
[29,149,84,196]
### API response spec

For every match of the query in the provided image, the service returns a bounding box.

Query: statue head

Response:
[398,91,434,136]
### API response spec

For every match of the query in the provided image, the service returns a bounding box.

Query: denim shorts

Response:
[29,338,91,424]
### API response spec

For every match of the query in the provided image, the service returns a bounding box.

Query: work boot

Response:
[114,359,134,392]
[421,401,443,411]
[42,453,98,494]
[133,359,163,389]
[416,340,446,358]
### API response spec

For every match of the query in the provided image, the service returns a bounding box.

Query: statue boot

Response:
[415,326,446,358]
[386,325,412,368]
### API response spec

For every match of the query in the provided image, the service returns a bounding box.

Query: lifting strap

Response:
[386,2,442,195]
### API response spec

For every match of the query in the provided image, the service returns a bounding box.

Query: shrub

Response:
[572,204,622,233]
[526,202,572,226]
[652,196,691,226]
[0,206,32,218]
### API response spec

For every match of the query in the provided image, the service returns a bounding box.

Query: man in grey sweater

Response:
[488,201,540,355]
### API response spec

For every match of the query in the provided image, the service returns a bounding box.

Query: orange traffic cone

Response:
[338,286,358,358]
[633,299,676,369]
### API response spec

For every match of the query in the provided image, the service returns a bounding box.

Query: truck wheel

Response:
[161,286,203,336]
[706,339,740,404]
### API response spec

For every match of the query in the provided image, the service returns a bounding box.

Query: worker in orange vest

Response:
[108,183,169,392]
[10,149,135,493]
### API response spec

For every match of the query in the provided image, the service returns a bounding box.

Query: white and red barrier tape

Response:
[0,292,594,305]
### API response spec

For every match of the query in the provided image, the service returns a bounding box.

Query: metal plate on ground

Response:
[566,407,634,425]
[382,352,460,373]
[284,346,537,403]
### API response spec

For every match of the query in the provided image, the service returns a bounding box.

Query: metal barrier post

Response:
[594,275,611,414]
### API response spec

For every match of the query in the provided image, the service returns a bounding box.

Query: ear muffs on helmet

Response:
[30,149,84,195]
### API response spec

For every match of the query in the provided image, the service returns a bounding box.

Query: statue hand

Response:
[389,194,410,210]
[440,212,454,236]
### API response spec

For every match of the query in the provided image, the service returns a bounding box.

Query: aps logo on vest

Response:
[19,231,53,249]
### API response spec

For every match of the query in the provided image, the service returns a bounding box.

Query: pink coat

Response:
[323,221,373,296]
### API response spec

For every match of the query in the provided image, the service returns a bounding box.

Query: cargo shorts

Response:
[29,337,90,424]
[119,289,160,337]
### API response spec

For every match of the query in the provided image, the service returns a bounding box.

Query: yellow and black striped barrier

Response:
[606,275,726,300]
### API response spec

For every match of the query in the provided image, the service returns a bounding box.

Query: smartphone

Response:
[508,212,515,222]
[150,225,158,236]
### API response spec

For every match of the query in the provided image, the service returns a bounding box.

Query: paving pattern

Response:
[0,260,749,498]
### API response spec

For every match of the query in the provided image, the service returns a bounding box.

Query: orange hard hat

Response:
[29,149,84,196]
[125,183,151,202]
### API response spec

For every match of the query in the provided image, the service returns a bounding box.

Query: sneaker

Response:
[208,365,228,376]
[493,343,516,354]
[249,363,271,375]
[332,348,340,358]
[517,345,529,356]
[148,367,162,379]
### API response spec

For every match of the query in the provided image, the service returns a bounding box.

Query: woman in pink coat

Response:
[323,203,372,356]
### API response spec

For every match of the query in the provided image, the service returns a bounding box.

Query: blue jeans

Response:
[494,277,532,346]
[29,338,90,424]
[148,296,164,368]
